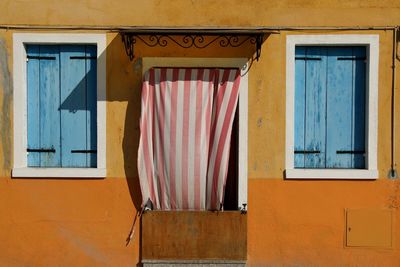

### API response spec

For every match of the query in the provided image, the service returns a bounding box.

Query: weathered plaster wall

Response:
[0,0,399,26]
[0,1,400,266]
[0,31,12,177]
[248,179,400,266]
[0,178,138,266]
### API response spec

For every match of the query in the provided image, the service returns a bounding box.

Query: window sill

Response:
[285,169,378,179]
[12,167,106,178]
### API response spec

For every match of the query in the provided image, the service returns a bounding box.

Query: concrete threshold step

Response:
[142,259,246,267]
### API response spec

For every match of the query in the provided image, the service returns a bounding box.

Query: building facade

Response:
[0,1,400,266]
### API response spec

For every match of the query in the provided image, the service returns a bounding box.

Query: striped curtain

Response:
[138,68,240,210]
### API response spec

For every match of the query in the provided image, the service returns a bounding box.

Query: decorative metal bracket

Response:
[121,31,265,62]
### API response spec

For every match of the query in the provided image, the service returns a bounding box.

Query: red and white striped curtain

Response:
[138,68,240,210]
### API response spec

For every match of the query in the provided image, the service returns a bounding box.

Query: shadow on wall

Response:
[106,34,143,212]
[105,34,143,266]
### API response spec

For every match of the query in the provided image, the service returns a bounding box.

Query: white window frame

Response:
[285,34,379,179]
[142,57,248,209]
[12,33,106,178]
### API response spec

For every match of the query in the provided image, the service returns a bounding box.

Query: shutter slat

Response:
[304,47,327,168]
[60,45,87,167]
[27,45,41,167]
[38,45,61,167]
[326,47,353,168]
[294,47,306,168]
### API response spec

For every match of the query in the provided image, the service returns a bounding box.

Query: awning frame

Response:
[121,28,274,61]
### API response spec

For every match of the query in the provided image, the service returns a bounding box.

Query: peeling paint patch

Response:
[0,38,12,173]
[133,57,142,71]
[388,180,400,209]
[257,117,263,128]
[58,226,110,265]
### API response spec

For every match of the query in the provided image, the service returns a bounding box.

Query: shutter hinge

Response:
[336,150,365,154]
[27,148,56,153]
[294,150,320,154]
[295,57,321,61]
[71,150,97,153]
[27,56,56,60]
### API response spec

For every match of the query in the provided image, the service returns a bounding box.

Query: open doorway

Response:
[224,107,239,210]
[141,57,248,211]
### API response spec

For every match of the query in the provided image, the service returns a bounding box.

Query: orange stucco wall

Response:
[0,1,400,266]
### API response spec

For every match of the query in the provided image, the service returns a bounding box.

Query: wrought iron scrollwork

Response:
[122,32,264,61]
[122,34,136,61]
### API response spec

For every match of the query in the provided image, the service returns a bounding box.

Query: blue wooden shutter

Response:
[27,44,97,168]
[60,45,97,167]
[326,47,366,168]
[27,45,61,167]
[294,47,306,168]
[294,47,327,168]
[27,45,40,166]
[294,46,366,169]
[326,47,354,168]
